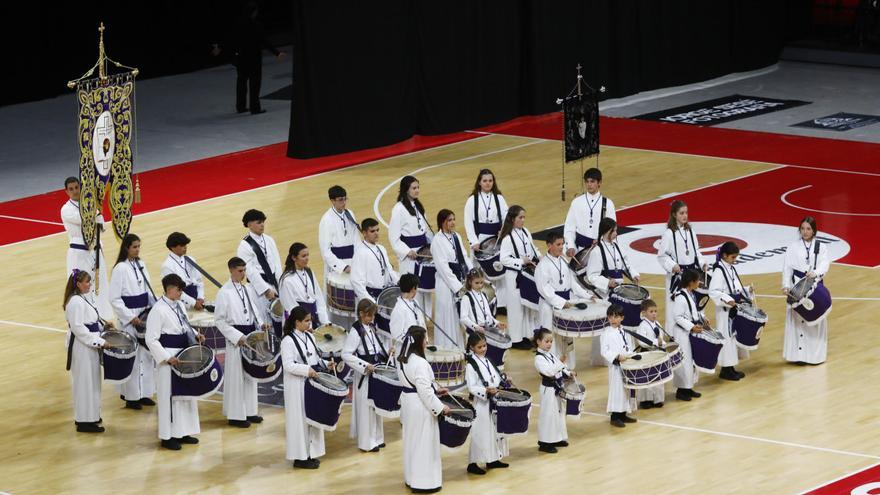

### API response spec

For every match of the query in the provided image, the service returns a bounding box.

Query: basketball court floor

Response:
[0,59,878,494]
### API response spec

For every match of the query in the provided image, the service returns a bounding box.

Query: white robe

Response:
[279,268,329,327]
[601,325,634,413]
[657,226,706,332]
[672,290,704,389]
[61,199,111,316]
[388,201,434,315]
[160,253,205,309]
[563,192,617,252]
[466,355,508,463]
[586,240,639,298]
[350,241,399,304]
[635,319,666,404]
[459,290,500,331]
[145,297,200,440]
[318,206,361,286]
[109,260,157,400]
[536,253,591,368]
[534,349,570,443]
[214,280,264,421]
[399,354,445,490]
[65,293,107,423]
[237,232,283,323]
[430,231,472,350]
[389,297,426,353]
[464,192,509,306]
[281,331,328,461]
[782,239,830,364]
[709,260,745,368]
[499,228,540,344]
[341,322,386,450]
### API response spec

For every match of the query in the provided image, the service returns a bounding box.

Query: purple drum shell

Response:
[621,360,672,388]
[792,282,832,325]
[368,374,402,417]
[689,333,723,373]
[495,389,531,436]
[241,353,282,383]
[733,316,765,350]
[170,359,223,398]
[476,255,505,279]
[517,270,540,309]
[102,352,135,383]
[565,398,582,416]
[304,376,348,431]
[418,262,436,291]
[485,344,508,368]
[608,293,643,328]
[328,284,356,312]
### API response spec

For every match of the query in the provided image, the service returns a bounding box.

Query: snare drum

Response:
[787,277,832,326]
[665,342,683,370]
[474,237,504,279]
[417,245,436,292]
[689,329,725,374]
[517,265,540,310]
[621,350,674,389]
[304,372,349,431]
[240,331,282,383]
[368,364,403,418]
[732,303,768,350]
[314,324,352,382]
[101,330,138,384]
[494,388,531,437]
[556,377,586,417]
[375,286,401,337]
[568,246,593,275]
[187,309,223,350]
[609,284,650,328]
[483,282,497,316]
[170,345,224,398]
[327,272,357,314]
[438,394,475,448]
[270,298,285,322]
[551,301,609,338]
[694,273,712,311]
[481,325,511,368]
[426,348,466,387]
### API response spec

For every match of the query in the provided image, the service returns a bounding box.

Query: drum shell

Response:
[551,303,609,338]
[427,350,466,388]
[327,272,357,314]
[304,373,349,431]
[418,257,436,292]
[475,238,504,279]
[101,330,138,384]
[620,351,674,389]
[665,343,683,371]
[481,326,511,368]
[495,388,531,437]
[438,395,475,448]
[609,284,649,328]
[170,346,224,398]
[789,281,832,326]
[732,306,767,351]
[556,379,585,417]
[689,331,724,374]
[368,365,403,418]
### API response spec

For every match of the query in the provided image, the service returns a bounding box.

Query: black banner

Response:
[635,94,810,126]
[563,93,599,162]
[793,112,880,132]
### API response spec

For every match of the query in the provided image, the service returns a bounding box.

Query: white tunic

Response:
[388,201,433,312]
[237,232,283,323]
[351,241,399,303]
[601,325,634,413]
[61,199,112,316]
[534,349,570,443]
[463,192,509,247]
[709,260,746,367]
[499,228,540,344]
[160,253,205,309]
[281,331,328,461]
[109,260,157,400]
[563,192,617,251]
[431,231,472,350]
[279,268,329,326]
[657,226,706,332]
[318,206,361,280]
[466,354,508,463]
[341,322,386,450]
[635,318,666,404]
[672,290,704,389]
[459,290,500,331]
[145,297,200,440]
[536,253,591,367]
[65,293,107,423]
[214,280,264,421]
[390,297,426,352]
[782,239,830,364]
[586,240,639,296]
[399,354,445,490]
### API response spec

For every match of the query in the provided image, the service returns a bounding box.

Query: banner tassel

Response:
[134,175,141,204]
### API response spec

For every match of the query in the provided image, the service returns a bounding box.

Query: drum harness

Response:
[243,234,279,292]
[288,330,330,375]
[713,260,750,321]
[669,226,701,297]
[465,352,509,411]
[66,293,109,370]
[132,259,157,335]
[352,321,389,390]
[472,191,501,237]
[791,240,821,288]
[597,240,634,283]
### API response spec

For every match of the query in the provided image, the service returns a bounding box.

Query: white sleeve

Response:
[410,360,444,416]
[500,236,522,270]
[600,329,621,364]
[466,363,488,401]
[319,214,345,274]
[390,303,406,343]
[657,229,677,274]
[432,240,463,293]
[673,295,695,332]
[498,195,509,223]
[388,204,411,260]
[109,265,137,325]
[214,290,245,345]
[386,246,401,283]
[709,267,733,305]
[534,354,565,377]
[238,241,270,296]
[66,301,105,347]
[281,337,312,377]
[190,257,205,299]
[536,261,566,310]
[342,328,370,375]
[278,275,298,313]
[463,196,478,246]
[145,309,172,364]
[350,248,373,304]
[586,248,609,292]
[563,199,578,250]
[458,294,478,330]
[315,281,330,324]
[605,198,617,220]
[815,243,830,277]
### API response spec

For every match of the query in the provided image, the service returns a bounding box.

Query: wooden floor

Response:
[2,134,878,494]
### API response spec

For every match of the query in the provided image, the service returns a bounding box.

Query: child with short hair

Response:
[601,304,637,427]
[635,299,666,409]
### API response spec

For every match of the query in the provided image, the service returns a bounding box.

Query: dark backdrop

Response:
[289,0,790,158]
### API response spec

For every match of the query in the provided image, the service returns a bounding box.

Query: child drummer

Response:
[600,304,637,427]
[635,299,667,409]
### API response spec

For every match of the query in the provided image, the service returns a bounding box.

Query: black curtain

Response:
[289,0,788,158]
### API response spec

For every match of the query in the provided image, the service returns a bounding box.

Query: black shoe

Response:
[411,488,441,494]
[161,439,181,450]
[125,400,143,410]
[363,446,380,453]
[555,440,569,447]
[139,397,156,406]
[487,460,509,469]
[689,389,702,398]
[467,463,487,475]
[610,418,625,428]
[246,415,264,424]
[228,419,251,428]
[639,401,654,409]
[293,458,319,469]
[495,307,507,316]
[378,443,386,449]
[75,418,103,425]
[734,369,746,379]
[177,436,199,444]
[76,422,105,433]
[653,402,664,408]
[251,109,267,115]
[622,415,637,423]
[719,367,740,381]
[538,442,558,453]
[676,389,692,401]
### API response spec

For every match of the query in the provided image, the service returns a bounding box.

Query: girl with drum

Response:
[782,216,831,365]
[280,242,330,328]
[109,233,157,410]
[398,326,450,493]
[657,200,709,334]
[341,299,390,452]
[498,206,541,350]
[709,241,748,380]
[281,306,329,469]
[586,217,640,297]
[459,268,506,335]
[463,169,509,311]
[64,269,113,433]
[431,209,472,350]
[533,328,575,454]
[600,304,638,428]
[672,270,706,401]
[464,332,510,475]
[388,176,434,319]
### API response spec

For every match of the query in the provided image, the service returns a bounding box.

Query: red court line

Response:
[801,461,880,494]
[0,132,480,246]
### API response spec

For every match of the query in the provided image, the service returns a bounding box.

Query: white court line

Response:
[372,139,544,227]
[796,461,880,494]
[0,214,64,226]
[0,320,66,333]
[634,284,880,301]
[782,185,880,217]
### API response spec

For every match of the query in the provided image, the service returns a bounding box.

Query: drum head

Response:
[790,277,813,300]
[242,331,280,362]
[328,271,351,285]
[187,310,215,328]
[372,364,399,380]
[482,325,511,344]
[101,330,137,354]
[175,345,213,374]
[570,246,593,272]
[426,348,465,362]
[314,325,347,355]
[270,299,284,318]
[614,284,649,300]
[439,394,475,420]
[664,342,680,354]
[560,377,585,396]
[621,351,668,369]
[377,287,401,319]
[417,245,433,260]
[475,237,500,261]
[495,388,530,402]
[737,303,767,319]
[314,371,348,392]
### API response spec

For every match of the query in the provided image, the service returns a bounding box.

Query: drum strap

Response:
[290,332,326,371]
[671,226,699,267]
[354,322,387,389]
[466,355,504,410]
[676,290,699,330]
[792,241,822,284]
[598,242,630,280]
[713,262,749,307]
[473,192,502,235]
[243,235,278,290]
[134,261,158,307]
[184,256,223,289]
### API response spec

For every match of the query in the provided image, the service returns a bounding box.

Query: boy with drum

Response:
[600,304,637,427]
[318,185,360,291]
[564,167,617,257]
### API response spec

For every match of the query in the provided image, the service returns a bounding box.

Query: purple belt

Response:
[70,243,89,251]
[183,284,199,299]
[475,221,501,236]
[121,293,150,309]
[330,245,354,260]
[575,233,594,249]
[400,234,427,249]
[159,334,190,348]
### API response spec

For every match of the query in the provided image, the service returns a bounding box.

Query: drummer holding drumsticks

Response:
[600,304,638,428]
[672,270,706,402]
[318,185,360,292]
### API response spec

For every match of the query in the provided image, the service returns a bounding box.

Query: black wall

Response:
[289,0,789,158]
